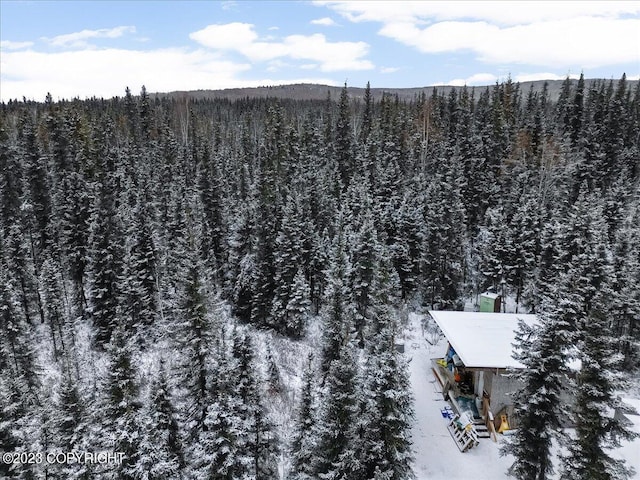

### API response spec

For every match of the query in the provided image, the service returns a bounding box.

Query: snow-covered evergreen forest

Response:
[1,75,639,479]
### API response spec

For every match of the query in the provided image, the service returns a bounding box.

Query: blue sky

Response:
[1,1,639,101]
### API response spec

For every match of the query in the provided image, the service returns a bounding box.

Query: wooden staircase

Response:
[472,417,491,438]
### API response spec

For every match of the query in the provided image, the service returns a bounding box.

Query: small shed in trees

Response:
[479,292,501,312]
[429,311,537,440]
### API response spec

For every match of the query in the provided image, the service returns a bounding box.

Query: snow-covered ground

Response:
[616,398,640,476]
[404,312,640,480]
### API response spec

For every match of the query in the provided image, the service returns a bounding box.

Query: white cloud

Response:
[380,66,399,74]
[0,46,340,101]
[266,59,291,72]
[318,1,640,26]
[0,47,249,100]
[466,73,498,84]
[444,73,498,86]
[283,34,373,71]
[43,26,136,48]
[0,40,34,50]
[514,72,581,83]
[311,17,339,26]
[319,1,640,69]
[189,23,258,50]
[221,1,238,10]
[190,23,373,71]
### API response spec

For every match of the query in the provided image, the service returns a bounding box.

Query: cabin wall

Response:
[482,370,493,396]
[488,371,523,417]
[480,369,575,428]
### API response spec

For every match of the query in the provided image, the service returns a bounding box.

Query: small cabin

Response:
[429,310,537,440]
[479,292,501,312]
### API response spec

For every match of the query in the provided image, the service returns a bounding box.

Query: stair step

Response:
[470,418,490,438]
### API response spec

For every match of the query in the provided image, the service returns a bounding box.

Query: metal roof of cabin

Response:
[429,310,538,369]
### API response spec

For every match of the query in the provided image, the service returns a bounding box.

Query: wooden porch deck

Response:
[431,358,497,442]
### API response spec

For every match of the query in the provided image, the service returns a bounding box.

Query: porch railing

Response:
[482,396,498,442]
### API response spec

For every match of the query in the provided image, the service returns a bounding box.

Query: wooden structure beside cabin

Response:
[479,292,501,312]
[429,311,538,440]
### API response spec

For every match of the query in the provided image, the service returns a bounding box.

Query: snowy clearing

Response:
[404,312,640,480]
[405,312,514,479]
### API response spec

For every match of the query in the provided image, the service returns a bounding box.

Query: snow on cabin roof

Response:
[480,292,500,299]
[429,310,538,369]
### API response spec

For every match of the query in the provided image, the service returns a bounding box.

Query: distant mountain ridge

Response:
[155,78,637,103]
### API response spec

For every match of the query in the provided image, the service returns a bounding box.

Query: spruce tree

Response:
[178,241,211,438]
[250,107,286,329]
[265,345,282,396]
[391,192,423,299]
[560,232,636,480]
[562,308,637,480]
[335,83,354,190]
[503,313,568,480]
[19,113,52,259]
[40,254,68,359]
[320,226,352,378]
[5,221,40,326]
[192,391,240,480]
[509,189,542,311]
[372,328,415,480]
[52,370,90,480]
[350,208,379,347]
[271,192,309,337]
[134,364,184,480]
[190,333,242,480]
[227,200,255,322]
[89,153,122,347]
[420,160,467,309]
[0,266,40,395]
[531,190,638,480]
[0,127,22,240]
[357,327,415,480]
[610,195,640,367]
[59,169,90,320]
[102,327,141,480]
[230,330,279,479]
[121,192,158,335]
[196,144,226,280]
[313,342,360,479]
[289,355,317,480]
[0,369,37,479]
[359,81,373,145]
